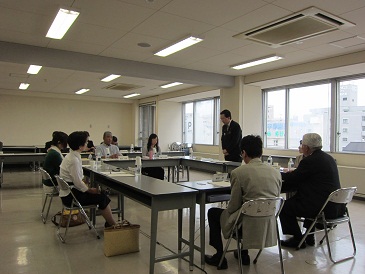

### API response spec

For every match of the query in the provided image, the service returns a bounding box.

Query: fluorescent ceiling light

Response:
[123,93,140,98]
[101,74,121,82]
[19,83,30,90]
[46,8,80,39]
[160,82,183,89]
[154,36,203,57]
[27,65,42,74]
[75,88,89,94]
[231,55,283,70]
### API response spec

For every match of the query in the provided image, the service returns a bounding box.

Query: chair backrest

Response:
[328,187,357,204]
[229,197,284,232]
[241,197,285,218]
[54,175,72,192]
[39,167,57,188]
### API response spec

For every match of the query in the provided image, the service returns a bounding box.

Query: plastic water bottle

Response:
[96,152,101,167]
[135,156,142,176]
[130,144,134,153]
[288,158,294,171]
[106,147,110,159]
[189,147,194,159]
[267,155,273,165]
[152,147,157,159]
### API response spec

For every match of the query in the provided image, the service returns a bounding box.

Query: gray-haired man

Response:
[279,133,344,248]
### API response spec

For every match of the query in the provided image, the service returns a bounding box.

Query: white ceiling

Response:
[0,0,365,102]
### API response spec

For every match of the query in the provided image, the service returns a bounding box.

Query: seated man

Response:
[280,133,344,248]
[112,136,118,146]
[95,131,119,159]
[205,135,282,269]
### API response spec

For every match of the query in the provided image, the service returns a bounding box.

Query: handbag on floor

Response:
[51,209,86,227]
[104,220,140,257]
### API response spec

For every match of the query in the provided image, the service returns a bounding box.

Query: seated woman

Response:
[59,131,116,228]
[142,133,165,180]
[43,131,68,192]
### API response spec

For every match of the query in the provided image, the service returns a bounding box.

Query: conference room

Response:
[0,0,365,273]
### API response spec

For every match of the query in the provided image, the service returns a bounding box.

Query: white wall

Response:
[157,100,182,151]
[0,94,133,147]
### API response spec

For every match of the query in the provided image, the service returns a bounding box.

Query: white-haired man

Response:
[279,133,344,248]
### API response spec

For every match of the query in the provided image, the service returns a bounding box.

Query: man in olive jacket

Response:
[205,135,282,269]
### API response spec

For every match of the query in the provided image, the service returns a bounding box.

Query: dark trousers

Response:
[224,154,242,162]
[208,208,248,256]
[208,208,225,254]
[61,188,111,210]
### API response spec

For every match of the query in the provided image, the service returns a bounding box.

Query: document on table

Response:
[210,181,230,187]
[100,171,134,177]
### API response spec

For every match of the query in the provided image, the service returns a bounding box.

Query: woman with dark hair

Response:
[43,131,68,189]
[142,133,164,180]
[59,131,116,227]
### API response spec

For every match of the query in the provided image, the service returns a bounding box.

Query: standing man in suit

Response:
[280,133,344,248]
[205,135,282,269]
[220,109,242,162]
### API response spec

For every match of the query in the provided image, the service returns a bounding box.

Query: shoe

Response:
[104,222,113,228]
[233,250,250,265]
[204,254,228,270]
[305,234,315,246]
[281,237,306,249]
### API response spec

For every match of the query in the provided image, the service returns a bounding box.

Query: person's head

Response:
[147,133,159,151]
[103,131,113,145]
[240,135,263,163]
[112,136,118,145]
[302,133,322,156]
[220,109,232,125]
[51,131,68,149]
[298,140,303,154]
[84,131,90,137]
[67,131,88,151]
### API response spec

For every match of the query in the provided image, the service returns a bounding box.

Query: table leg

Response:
[200,193,206,269]
[0,161,3,186]
[178,208,182,251]
[150,208,158,274]
[189,201,196,271]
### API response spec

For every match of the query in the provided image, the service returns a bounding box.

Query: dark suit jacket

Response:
[282,149,344,218]
[221,120,242,162]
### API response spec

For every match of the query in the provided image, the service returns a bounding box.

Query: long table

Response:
[83,165,198,274]
[0,153,46,186]
[177,180,231,269]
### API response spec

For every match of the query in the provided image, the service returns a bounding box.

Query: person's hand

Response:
[223,149,228,156]
[88,188,100,194]
[110,154,119,159]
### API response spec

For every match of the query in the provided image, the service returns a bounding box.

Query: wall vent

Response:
[233,7,355,48]
[104,83,143,91]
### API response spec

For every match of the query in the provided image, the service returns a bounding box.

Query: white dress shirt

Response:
[95,143,119,157]
[59,150,88,197]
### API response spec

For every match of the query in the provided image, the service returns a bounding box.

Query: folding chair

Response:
[218,197,285,274]
[297,187,357,263]
[39,167,58,223]
[54,175,100,243]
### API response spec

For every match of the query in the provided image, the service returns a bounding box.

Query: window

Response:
[264,83,331,151]
[265,89,285,149]
[264,75,365,154]
[288,83,331,150]
[182,97,220,145]
[338,78,365,152]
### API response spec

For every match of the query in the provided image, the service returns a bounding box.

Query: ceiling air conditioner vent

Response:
[104,83,143,91]
[234,7,355,48]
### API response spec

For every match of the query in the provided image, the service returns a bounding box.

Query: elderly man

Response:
[205,135,282,269]
[95,131,120,159]
[280,133,344,248]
